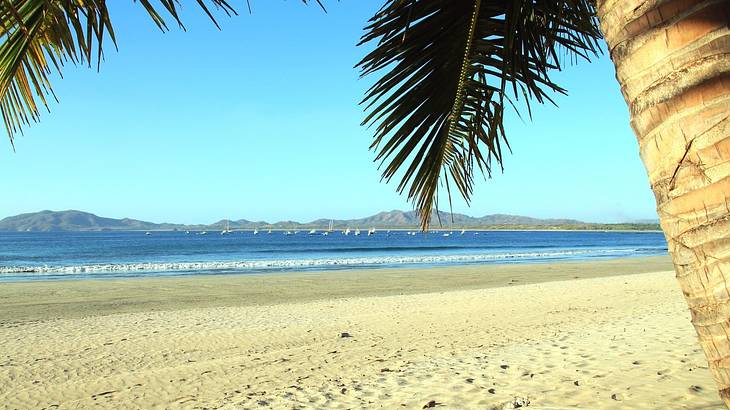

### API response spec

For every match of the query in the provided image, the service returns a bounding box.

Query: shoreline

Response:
[0,256,672,323]
[0,252,670,283]
[1,255,722,409]
[1,228,664,232]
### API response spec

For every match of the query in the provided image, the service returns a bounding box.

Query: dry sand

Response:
[0,256,723,409]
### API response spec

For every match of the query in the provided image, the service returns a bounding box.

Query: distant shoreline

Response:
[0,209,661,232]
[0,227,664,233]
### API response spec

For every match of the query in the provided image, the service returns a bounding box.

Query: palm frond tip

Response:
[357,0,602,229]
[0,0,333,146]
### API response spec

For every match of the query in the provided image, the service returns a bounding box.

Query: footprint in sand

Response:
[689,385,703,393]
[91,390,116,400]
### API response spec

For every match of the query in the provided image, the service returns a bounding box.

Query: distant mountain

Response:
[0,210,660,232]
[332,210,583,229]
[0,210,182,232]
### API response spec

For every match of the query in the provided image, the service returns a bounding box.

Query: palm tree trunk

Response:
[596,0,730,404]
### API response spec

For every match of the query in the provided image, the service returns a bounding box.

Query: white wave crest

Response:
[0,248,658,276]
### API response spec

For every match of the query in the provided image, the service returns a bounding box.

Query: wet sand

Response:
[1,256,672,323]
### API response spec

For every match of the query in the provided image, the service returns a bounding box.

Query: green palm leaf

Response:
[0,0,324,148]
[357,0,602,229]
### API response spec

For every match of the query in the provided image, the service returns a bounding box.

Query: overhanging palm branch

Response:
[0,0,324,148]
[357,0,602,229]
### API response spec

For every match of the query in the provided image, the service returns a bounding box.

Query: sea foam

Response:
[0,247,660,276]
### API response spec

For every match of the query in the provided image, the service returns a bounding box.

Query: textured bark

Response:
[597,0,730,404]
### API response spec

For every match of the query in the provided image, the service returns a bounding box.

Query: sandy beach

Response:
[0,256,723,409]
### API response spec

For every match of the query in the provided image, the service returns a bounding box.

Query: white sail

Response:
[221,220,232,235]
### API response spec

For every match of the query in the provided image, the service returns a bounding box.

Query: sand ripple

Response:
[0,270,722,409]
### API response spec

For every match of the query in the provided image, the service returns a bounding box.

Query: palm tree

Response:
[597,0,730,404]
[1,0,729,405]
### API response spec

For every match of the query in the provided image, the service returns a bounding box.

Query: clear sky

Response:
[0,2,657,224]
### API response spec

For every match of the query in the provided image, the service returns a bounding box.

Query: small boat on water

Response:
[267,229,272,234]
[145,232,151,236]
[367,227,375,236]
[284,231,292,235]
[253,228,259,235]
[344,228,350,235]
[199,231,207,235]
[327,220,334,233]
[221,220,232,235]
[322,231,329,236]
[185,230,190,234]
[460,229,465,235]
[308,229,317,235]
[354,228,361,236]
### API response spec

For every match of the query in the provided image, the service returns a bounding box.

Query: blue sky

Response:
[0,2,657,224]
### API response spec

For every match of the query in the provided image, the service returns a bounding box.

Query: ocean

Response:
[0,230,668,282]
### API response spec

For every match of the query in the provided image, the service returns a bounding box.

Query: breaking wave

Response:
[0,247,664,277]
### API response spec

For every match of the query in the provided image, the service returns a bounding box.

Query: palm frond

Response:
[0,0,326,147]
[0,0,237,147]
[357,0,602,229]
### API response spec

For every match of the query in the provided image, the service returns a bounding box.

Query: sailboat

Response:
[253,228,259,235]
[267,229,272,234]
[367,227,375,236]
[354,228,361,236]
[327,219,334,233]
[221,220,232,235]
[460,229,466,235]
[344,227,350,235]
[308,229,317,235]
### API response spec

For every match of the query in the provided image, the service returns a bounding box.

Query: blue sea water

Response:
[0,230,668,282]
